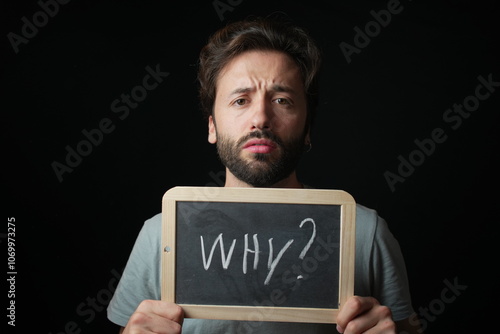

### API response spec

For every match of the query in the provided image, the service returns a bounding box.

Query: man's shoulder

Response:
[148,189,382,223]
[355,203,380,222]
[144,191,384,234]
[145,212,162,226]
[303,185,381,223]
[137,212,162,238]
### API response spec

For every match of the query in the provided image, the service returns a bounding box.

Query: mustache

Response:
[236,130,284,148]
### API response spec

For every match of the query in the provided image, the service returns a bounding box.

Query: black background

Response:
[2,0,499,333]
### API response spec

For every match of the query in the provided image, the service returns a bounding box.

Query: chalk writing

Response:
[200,218,317,285]
[200,233,236,270]
[298,218,316,259]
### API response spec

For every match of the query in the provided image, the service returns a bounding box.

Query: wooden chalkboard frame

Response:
[161,186,356,324]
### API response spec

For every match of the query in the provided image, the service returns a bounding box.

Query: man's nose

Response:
[250,99,273,131]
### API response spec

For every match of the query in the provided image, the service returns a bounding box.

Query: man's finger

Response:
[136,300,184,324]
[336,296,379,331]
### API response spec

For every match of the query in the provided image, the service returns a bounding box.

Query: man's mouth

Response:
[242,139,277,154]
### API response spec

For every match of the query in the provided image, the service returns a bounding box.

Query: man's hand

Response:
[121,300,184,334]
[336,296,396,334]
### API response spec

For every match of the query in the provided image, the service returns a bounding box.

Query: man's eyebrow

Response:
[228,85,296,97]
[228,87,253,97]
[271,84,295,94]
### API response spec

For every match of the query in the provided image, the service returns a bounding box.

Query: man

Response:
[107,17,422,333]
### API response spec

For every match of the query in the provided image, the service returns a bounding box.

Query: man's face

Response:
[208,50,309,187]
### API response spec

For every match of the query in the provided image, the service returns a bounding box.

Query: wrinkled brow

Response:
[228,84,296,97]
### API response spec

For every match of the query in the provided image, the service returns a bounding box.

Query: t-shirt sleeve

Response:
[107,213,162,327]
[370,215,415,322]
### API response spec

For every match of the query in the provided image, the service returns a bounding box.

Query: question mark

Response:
[298,218,316,259]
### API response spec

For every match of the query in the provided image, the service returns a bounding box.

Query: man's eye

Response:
[274,98,290,105]
[234,98,247,106]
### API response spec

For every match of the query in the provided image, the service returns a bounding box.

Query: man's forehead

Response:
[217,51,303,95]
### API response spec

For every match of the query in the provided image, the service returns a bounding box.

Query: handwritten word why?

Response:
[384,73,499,192]
[51,64,169,183]
[201,218,317,285]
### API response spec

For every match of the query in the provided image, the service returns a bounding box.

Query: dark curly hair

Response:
[197,16,322,127]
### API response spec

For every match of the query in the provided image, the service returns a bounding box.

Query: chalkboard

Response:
[161,186,356,324]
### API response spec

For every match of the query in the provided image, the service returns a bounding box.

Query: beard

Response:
[215,129,307,187]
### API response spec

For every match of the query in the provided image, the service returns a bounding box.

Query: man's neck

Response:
[224,170,303,188]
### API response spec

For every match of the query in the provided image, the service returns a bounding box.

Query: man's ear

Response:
[208,115,217,144]
[304,126,311,145]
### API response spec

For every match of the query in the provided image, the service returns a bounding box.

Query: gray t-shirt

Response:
[107,203,414,332]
